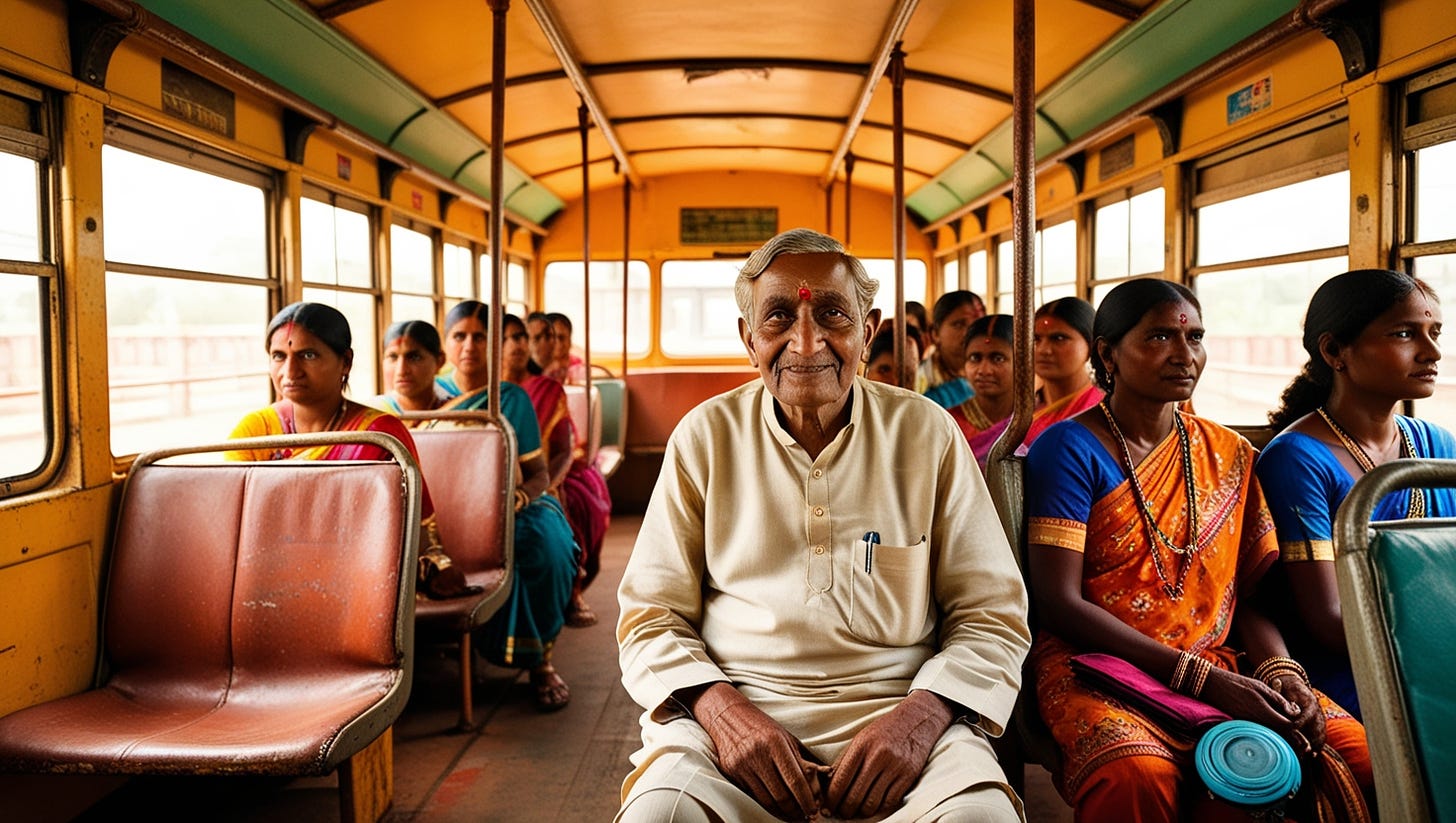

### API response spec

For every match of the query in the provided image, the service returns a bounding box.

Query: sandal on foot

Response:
[565,597,598,628]
[530,666,571,712]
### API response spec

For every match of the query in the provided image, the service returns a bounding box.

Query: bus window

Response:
[1190,113,1350,425]
[660,259,742,357]
[545,260,650,359]
[864,257,928,322]
[390,222,436,327]
[966,248,988,301]
[941,257,958,296]
[476,254,528,318]
[0,85,55,488]
[302,193,379,397]
[444,241,474,304]
[1092,186,1164,296]
[102,141,272,457]
[1403,64,1456,427]
[994,220,1075,311]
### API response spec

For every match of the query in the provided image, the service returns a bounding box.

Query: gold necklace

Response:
[1100,401,1201,600]
[1317,407,1425,518]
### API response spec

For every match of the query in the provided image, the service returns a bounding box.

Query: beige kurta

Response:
[616,377,1031,821]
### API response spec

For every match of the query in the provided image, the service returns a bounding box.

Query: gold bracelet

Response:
[514,488,530,511]
[1253,656,1310,687]
[1188,656,1213,698]
[1170,651,1194,693]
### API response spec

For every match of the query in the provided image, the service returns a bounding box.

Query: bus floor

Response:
[6,514,1071,823]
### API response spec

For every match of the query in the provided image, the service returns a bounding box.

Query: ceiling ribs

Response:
[522,0,639,186]
[504,113,972,152]
[532,147,935,181]
[433,60,1011,109]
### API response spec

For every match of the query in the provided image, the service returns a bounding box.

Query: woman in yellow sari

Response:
[226,302,472,600]
[1023,279,1371,821]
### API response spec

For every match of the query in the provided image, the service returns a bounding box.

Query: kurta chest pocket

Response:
[848,534,932,646]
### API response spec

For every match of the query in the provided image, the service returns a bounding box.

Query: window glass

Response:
[865,258,928,321]
[1411,253,1456,430]
[966,249,988,300]
[304,287,379,399]
[544,260,651,358]
[103,145,267,277]
[995,239,1013,311]
[106,273,270,456]
[941,258,958,295]
[0,152,41,262]
[302,197,371,287]
[1040,219,1077,302]
[659,259,741,357]
[1129,188,1164,274]
[1197,172,1349,266]
[478,253,493,302]
[103,143,272,456]
[1414,142,1456,243]
[390,223,433,295]
[1193,257,1349,425]
[0,274,47,478]
[444,241,473,299]
[391,294,436,329]
[1094,188,1165,282]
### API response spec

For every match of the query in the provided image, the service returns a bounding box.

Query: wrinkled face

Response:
[1033,314,1091,383]
[503,320,531,374]
[444,315,491,384]
[932,303,982,372]
[269,323,350,407]
[527,318,555,365]
[383,334,442,406]
[739,252,876,414]
[963,335,1013,402]
[1098,299,1206,404]
[1335,289,1443,402]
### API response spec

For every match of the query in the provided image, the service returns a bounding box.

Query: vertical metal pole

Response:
[487,0,508,416]
[825,178,835,237]
[843,153,855,246]
[890,43,906,387]
[621,179,631,378]
[987,0,1036,525]
[579,101,593,437]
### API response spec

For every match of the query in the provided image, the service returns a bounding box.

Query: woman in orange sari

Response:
[226,302,473,600]
[1023,279,1371,821]
[502,313,612,628]
[1023,297,1102,449]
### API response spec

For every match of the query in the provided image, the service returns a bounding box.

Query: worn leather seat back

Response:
[411,420,514,621]
[1335,458,1456,823]
[0,445,417,778]
[565,383,603,467]
[402,412,515,729]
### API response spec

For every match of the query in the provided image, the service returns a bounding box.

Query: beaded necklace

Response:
[1317,407,1425,518]
[1099,400,1201,600]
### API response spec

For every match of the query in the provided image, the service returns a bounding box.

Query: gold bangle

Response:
[1170,652,1194,693]
[1188,657,1213,698]
[1253,656,1309,687]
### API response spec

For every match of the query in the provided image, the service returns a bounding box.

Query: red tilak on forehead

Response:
[798,281,812,301]
[1179,313,1187,324]
[283,320,296,344]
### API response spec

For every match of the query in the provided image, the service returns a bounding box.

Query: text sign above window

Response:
[161,60,235,138]
[680,207,778,245]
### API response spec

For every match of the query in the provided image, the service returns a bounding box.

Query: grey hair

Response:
[734,228,879,324]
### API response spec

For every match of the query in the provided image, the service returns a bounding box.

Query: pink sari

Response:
[522,375,612,589]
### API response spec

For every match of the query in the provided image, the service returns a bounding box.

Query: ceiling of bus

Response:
[133,0,1302,228]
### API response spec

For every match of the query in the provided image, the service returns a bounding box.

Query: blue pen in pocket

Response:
[863,531,880,573]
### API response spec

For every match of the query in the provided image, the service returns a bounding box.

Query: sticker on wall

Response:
[337,154,352,181]
[412,191,424,211]
[1227,77,1272,125]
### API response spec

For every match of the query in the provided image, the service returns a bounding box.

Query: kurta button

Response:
[813,545,825,555]
[812,469,823,478]
[813,506,824,517]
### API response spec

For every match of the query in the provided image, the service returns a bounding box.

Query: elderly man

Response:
[616,228,1030,822]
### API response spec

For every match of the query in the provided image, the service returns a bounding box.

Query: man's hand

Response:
[687,682,824,821]
[825,689,955,818]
